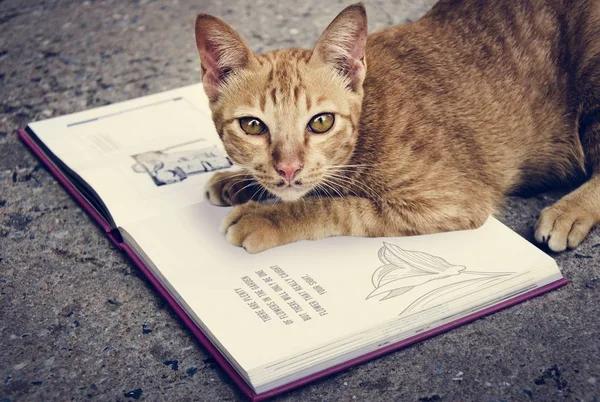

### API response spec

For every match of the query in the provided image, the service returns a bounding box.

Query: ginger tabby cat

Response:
[194,1,600,253]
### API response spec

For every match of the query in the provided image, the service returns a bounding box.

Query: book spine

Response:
[17,127,259,401]
[17,128,114,234]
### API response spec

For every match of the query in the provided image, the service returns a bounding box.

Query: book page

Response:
[122,202,562,387]
[28,83,564,390]
[29,84,232,226]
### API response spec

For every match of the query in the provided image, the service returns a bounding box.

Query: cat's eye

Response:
[308,113,335,134]
[239,117,267,135]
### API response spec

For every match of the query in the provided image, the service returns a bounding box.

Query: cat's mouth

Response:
[268,179,312,201]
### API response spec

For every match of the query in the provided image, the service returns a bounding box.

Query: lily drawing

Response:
[366,242,513,302]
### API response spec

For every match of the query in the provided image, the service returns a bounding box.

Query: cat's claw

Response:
[534,201,595,252]
[220,202,282,253]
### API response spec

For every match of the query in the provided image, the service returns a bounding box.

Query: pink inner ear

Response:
[202,70,220,100]
[198,44,222,99]
[336,34,367,91]
[349,30,367,62]
[348,58,364,77]
[344,31,367,74]
[312,6,368,91]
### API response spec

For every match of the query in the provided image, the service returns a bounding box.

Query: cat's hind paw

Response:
[534,202,595,252]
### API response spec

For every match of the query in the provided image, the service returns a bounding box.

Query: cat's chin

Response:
[271,186,310,202]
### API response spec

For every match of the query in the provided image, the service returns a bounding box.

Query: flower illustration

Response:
[367,243,468,301]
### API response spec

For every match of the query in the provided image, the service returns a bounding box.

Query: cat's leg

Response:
[535,115,600,252]
[204,170,266,206]
[534,4,600,251]
[221,197,488,253]
[534,176,600,251]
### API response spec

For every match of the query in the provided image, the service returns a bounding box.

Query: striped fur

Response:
[197,1,600,253]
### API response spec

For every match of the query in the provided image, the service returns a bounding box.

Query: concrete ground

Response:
[1,0,599,401]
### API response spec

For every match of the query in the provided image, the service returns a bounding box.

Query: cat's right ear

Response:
[195,14,254,101]
[310,3,368,92]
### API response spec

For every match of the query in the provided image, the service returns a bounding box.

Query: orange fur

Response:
[196,1,600,253]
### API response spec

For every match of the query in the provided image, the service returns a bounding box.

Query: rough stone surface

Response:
[1,1,599,401]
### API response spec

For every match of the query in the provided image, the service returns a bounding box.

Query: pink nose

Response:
[275,163,303,183]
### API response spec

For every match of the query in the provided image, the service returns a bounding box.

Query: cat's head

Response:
[195,4,368,201]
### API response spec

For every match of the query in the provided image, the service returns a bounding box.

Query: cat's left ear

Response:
[310,3,368,91]
[195,14,255,101]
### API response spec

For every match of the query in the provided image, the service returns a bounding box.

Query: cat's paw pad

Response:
[205,171,255,206]
[534,202,595,252]
[220,203,281,253]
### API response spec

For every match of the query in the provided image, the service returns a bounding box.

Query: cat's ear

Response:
[310,3,368,91]
[195,14,255,101]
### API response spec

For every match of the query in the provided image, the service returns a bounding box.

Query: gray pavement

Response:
[0,0,598,401]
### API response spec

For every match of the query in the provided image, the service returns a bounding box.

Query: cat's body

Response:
[349,0,599,230]
[196,0,600,253]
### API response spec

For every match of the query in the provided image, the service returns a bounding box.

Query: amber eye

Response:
[239,117,267,135]
[308,113,334,134]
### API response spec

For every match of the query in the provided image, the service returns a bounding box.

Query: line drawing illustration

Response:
[366,242,514,316]
[131,139,233,186]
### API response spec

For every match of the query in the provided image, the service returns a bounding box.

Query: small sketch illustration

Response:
[366,243,514,316]
[131,140,233,186]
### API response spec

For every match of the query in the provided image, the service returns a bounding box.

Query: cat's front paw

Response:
[220,202,285,253]
[205,170,258,206]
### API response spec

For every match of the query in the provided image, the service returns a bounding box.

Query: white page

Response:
[29,84,233,226]
[123,201,562,382]
[29,83,563,390]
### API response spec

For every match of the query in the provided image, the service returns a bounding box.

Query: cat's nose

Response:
[275,163,303,183]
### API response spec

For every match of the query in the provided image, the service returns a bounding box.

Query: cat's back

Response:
[360,0,599,191]
[365,0,592,110]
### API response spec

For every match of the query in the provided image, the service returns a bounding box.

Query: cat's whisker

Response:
[324,170,374,187]
[231,180,261,202]
[226,178,255,188]
[300,193,308,209]
[250,186,269,213]
[326,166,369,172]
[319,174,349,196]
[325,168,377,179]
[314,182,334,203]
[326,162,393,171]
[311,183,325,204]
[321,177,360,201]
[326,168,367,176]
[324,176,381,203]
[211,172,251,185]
[328,163,372,167]
[246,193,262,215]
[328,164,374,169]
[237,182,267,214]
[325,167,371,178]
[323,172,383,200]
[318,179,351,208]
[259,186,272,203]
[318,178,347,199]
[313,184,337,208]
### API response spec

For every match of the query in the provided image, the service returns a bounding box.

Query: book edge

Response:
[256,277,568,400]
[17,127,569,401]
[17,127,259,400]
[17,128,113,233]
[26,83,204,129]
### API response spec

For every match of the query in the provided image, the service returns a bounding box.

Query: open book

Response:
[18,84,566,401]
